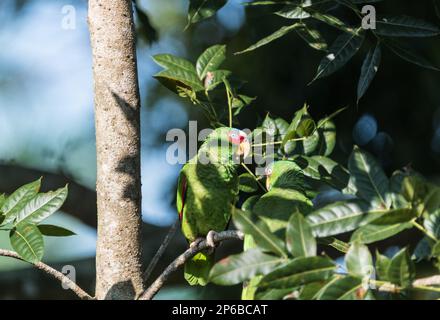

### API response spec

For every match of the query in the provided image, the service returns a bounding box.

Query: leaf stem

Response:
[241,163,267,192]
[411,220,437,241]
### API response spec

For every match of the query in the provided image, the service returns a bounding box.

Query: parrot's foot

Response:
[206,230,218,249]
[189,238,204,249]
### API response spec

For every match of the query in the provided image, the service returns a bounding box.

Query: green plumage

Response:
[177,127,242,286]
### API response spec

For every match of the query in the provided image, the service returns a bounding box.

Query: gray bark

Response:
[88,0,144,299]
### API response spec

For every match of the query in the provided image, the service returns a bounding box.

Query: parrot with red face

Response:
[176,127,250,286]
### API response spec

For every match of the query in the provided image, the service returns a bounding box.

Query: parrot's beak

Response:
[266,175,271,191]
[237,139,251,159]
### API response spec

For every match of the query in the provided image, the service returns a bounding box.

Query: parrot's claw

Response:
[206,230,218,249]
[189,238,204,249]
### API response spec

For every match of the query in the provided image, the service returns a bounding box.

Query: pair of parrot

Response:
[176,127,250,286]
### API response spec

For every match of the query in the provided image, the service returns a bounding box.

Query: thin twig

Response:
[0,249,93,300]
[142,219,179,284]
[372,275,440,294]
[137,230,244,300]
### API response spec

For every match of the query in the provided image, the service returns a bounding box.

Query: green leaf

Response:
[389,171,410,209]
[0,193,6,209]
[253,188,313,233]
[239,173,259,193]
[432,241,440,258]
[276,5,311,19]
[38,224,76,237]
[317,276,366,300]
[1,178,41,225]
[10,224,44,263]
[348,146,391,209]
[313,28,364,81]
[294,156,349,190]
[295,24,328,51]
[320,237,350,253]
[255,288,294,300]
[187,0,227,26]
[286,212,317,257]
[152,54,204,91]
[15,185,68,226]
[375,251,391,281]
[314,120,336,156]
[424,210,440,239]
[196,44,226,80]
[209,249,284,285]
[345,242,373,278]
[387,248,415,288]
[309,11,354,34]
[412,237,433,262]
[259,256,335,289]
[357,43,381,102]
[384,39,440,72]
[375,16,440,37]
[307,200,385,238]
[350,207,416,244]
[235,24,301,55]
[233,209,288,258]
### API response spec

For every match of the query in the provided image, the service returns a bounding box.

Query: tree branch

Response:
[374,275,440,294]
[138,230,244,300]
[0,249,94,300]
[142,219,179,284]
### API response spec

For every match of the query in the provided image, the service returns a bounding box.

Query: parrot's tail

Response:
[184,250,214,286]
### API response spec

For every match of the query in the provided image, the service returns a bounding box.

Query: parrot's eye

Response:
[265,167,273,175]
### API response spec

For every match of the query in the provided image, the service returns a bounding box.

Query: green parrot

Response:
[176,127,250,286]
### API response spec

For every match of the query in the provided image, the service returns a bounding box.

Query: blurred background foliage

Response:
[0,0,439,299]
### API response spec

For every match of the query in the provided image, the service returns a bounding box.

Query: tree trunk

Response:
[88,0,144,299]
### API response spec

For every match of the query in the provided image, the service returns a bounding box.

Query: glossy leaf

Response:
[286,212,317,257]
[424,210,440,239]
[313,29,364,81]
[306,200,385,238]
[276,5,311,19]
[38,224,76,237]
[385,39,440,72]
[253,188,313,233]
[209,249,284,285]
[1,178,41,225]
[295,24,328,51]
[187,0,227,25]
[236,24,301,55]
[152,54,204,91]
[10,224,44,263]
[357,43,381,102]
[387,248,415,287]
[233,209,287,258]
[375,251,391,281]
[375,16,440,37]
[350,208,416,244]
[258,256,335,289]
[345,242,373,278]
[15,185,68,226]
[317,276,366,300]
[196,44,226,80]
[239,173,259,193]
[348,146,391,209]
